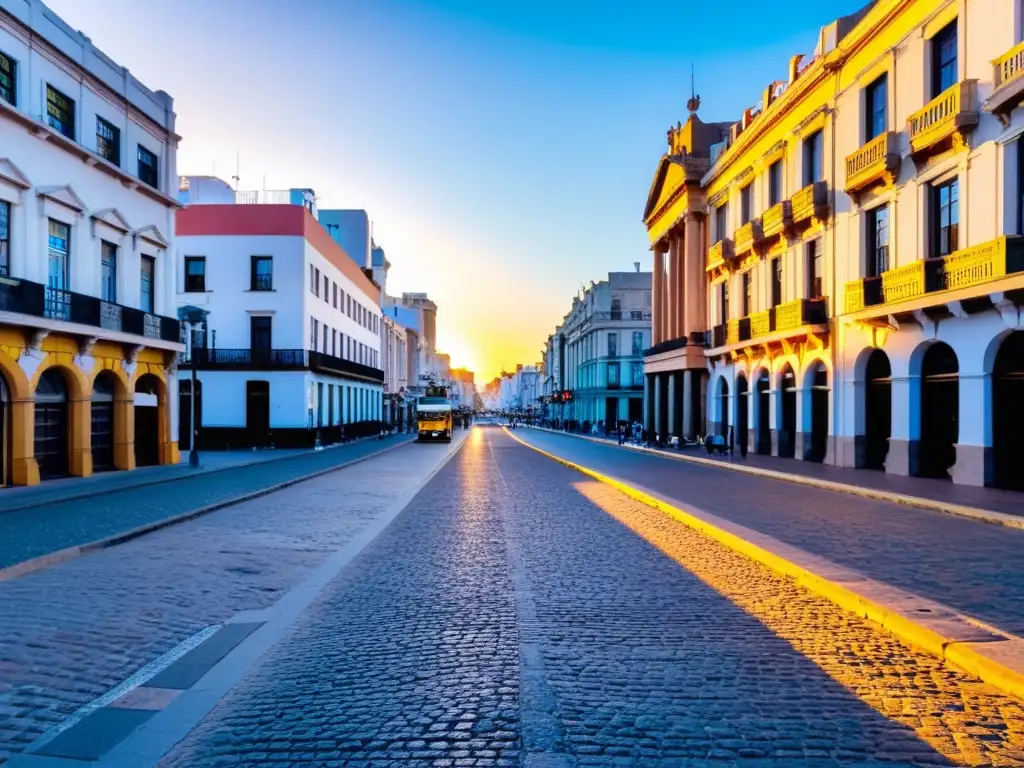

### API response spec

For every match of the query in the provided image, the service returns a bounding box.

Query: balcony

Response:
[775,298,828,331]
[908,80,978,159]
[986,42,1024,123]
[726,318,740,345]
[706,238,735,271]
[643,336,688,356]
[733,219,763,257]
[845,131,901,199]
[761,201,792,240]
[0,276,181,344]
[790,181,829,226]
[843,276,884,313]
[309,351,386,383]
[748,308,775,338]
[881,259,945,303]
[183,348,307,369]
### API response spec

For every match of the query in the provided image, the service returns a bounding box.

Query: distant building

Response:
[319,210,371,268]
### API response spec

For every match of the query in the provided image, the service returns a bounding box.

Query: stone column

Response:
[114,390,136,471]
[681,370,694,439]
[68,395,93,478]
[886,375,914,476]
[644,373,654,432]
[683,213,705,339]
[653,374,663,438]
[652,246,665,345]
[669,232,682,341]
[951,372,987,486]
[667,372,677,439]
[9,397,39,486]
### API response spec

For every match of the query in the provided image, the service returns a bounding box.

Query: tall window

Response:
[322,323,328,353]
[632,330,643,356]
[96,117,120,165]
[137,145,158,188]
[101,241,117,302]
[866,205,890,277]
[740,184,752,225]
[184,256,206,292]
[715,203,728,241]
[803,130,823,186]
[864,74,887,141]
[323,274,329,303]
[250,316,272,352]
[631,361,643,387]
[931,177,959,257]
[140,255,155,313]
[742,271,752,316]
[314,268,320,297]
[607,332,618,357]
[607,362,620,388]
[0,51,15,106]
[768,160,782,207]
[332,328,337,356]
[47,220,71,319]
[771,256,783,307]
[311,317,318,350]
[309,264,315,293]
[0,200,9,276]
[719,281,729,325]
[46,85,74,139]
[806,239,824,299]
[333,283,338,308]
[251,256,272,290]
[932,21,958,98]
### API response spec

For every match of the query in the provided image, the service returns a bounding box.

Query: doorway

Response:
[756,369,771,455]
[864,349,891,470]
[736,374,749,455]
[34,369,69,479]
[604,397,618,430]
[806,363,829,463]
[992,331,1024,490]
[246,380,271,447]
[778,365,796,458]
[91,372,117,472]
[716,376,729,441]
[917,342,958,480]
[134,374,161,467]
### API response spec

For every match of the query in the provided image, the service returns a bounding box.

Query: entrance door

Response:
[806,364,829,463]
[604,397,617,430]
[918,342,958,479]
[716,377,729,439]
[992,331,1024,490]
[246,380,270,447]
[91,372,116,472]
[134,374,161,467]
[0,372,8,487]
[628,397,643,423]
[756,370,771,455]
[736,375,749,454]
[34,369,69,479]
[864,350,891,470]
[779,365,796,458]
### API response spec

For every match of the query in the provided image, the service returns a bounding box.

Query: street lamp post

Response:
[178,306,209,470]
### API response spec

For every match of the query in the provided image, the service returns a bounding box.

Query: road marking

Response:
[25,625,221,754]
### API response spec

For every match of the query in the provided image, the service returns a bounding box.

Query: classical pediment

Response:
[0,158,30,189]
[91,208,133,234]
[133,224,169,249]
[36,184,87,212]
[642,155,686,223]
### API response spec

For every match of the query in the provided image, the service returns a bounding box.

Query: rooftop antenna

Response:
[231,150,240,190]
[687,63,701,115]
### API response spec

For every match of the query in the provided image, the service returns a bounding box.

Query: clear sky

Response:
[46,0,863,382]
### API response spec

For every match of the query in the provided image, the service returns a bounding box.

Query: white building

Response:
[175,187,384,448]
[0,0,183,487]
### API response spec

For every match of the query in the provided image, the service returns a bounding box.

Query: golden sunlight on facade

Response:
[642,0,1024,490]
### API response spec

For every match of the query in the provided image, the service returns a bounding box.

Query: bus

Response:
[417,385,453,442]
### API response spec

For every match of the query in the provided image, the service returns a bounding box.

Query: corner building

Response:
[0,0,182,487]
[644,0,1024,491]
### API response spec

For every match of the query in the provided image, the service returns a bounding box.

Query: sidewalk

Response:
[531,426,1023,523]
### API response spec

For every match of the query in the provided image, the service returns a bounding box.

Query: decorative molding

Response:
[91,208,133,238]
[36,184,88,213]
[792,106,830,138]
[78,337,99,357]
[0,158,31,190]
[124,344,144,367]
[28,329,50,351]
[133,224,169,250]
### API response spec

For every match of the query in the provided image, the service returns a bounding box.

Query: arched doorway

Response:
[806,362,829,463]
[756,369,771,455]
[716,376,730,444]
[917,342,958,480]
[134,374,162,467]
[179,378,203,453]
[992,331,1024,490]
[91,372,117,472]
[864,350,891,470]
[0,372,8,487]
[736,373,749,455]
[35,369,69,480]
[778,364,797,459]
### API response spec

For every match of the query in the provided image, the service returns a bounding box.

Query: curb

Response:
[0,433,403,515]
[0,436,417,581]
[525,427,1022,530]
[503,427,1024,704]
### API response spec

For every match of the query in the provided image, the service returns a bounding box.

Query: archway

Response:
[992,331,1024,490]
[0,371,8,487]
[917,342,958,480]
[716,376,730,443]
[35,369,70,480]
[805,362,829,463]
[134,374,162,467]
[179,378,203,453]
[778,364,797,459]
[864,349,891,470]
[91,371,118,472]
[736,373,749,455]
[756,369,771,455]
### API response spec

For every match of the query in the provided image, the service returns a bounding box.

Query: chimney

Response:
[634,261,640,273]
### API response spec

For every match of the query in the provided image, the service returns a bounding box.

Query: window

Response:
[631,361,643,387]
[101,241,117,302]
[864,74,887,141]
[719,281,729,325]
[47,219,71,319]
[607,362,620,388]
[740,184,752,225]
[250,316,272,352]
[96,117,120,165]
[311,317,318,350]
[0,201,9,276]
[46,85,74,139]
[322,323,328,353]
[0,51,15,106]
[932,21,958,98]
[742,271,752,316]
[251,256,272,290]
[931,177,959,257]
[314,268,320,297]
[806,239,824,299]
[803,130,823,186]
[346,295,351,316]
[333,283,338,308]
[323,274,329,303]
[317,383,324,428]
[137,145,158,188]
[715,204,728,241]
[607,332,618,357]
[632,331,643,356]
[140,255,155,313]
[768,160,782,207]
[866,205,890,277]
[310,264,315,292]
[771,256,783,307]
[332,328,337,356]
[184,256,206,292]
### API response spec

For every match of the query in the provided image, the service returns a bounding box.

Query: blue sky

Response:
[46,0,863,380]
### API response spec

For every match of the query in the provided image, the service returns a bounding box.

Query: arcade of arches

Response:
[0,334,178,489]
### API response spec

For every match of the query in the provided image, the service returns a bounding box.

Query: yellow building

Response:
[643,0,1024,491]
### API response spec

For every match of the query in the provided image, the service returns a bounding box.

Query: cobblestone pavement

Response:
[0,434,412,570]
[0,440,447,766]
[513,429,1024,637]
[163,429,1023,767]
